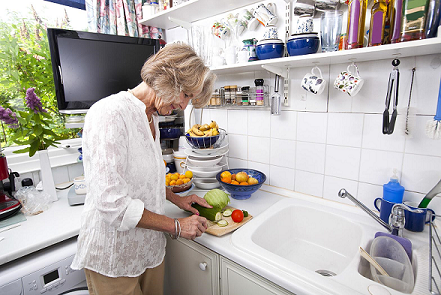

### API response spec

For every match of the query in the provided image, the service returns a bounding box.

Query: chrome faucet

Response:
[338,189,423,237]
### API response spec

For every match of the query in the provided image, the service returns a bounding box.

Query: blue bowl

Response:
[185,133,220,149]
[160,128,182,139]
[287,34,319,56]
[256,40,285,60]
[216,169,266,200]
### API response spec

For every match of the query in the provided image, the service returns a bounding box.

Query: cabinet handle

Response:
[199,262,207,271]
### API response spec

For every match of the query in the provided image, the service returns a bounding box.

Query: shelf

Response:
[139,0,261,30]
[65,123,84,129]
[210,38,441,75]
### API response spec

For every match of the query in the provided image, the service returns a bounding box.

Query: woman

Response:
[71,43,216,295]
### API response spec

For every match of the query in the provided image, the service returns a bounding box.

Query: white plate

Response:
[184,143,229,157]
[186,156,223,167]
[187,165,222,178]
[193,178,220,190]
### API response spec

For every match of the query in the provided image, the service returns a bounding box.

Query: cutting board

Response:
[205,206,252,237]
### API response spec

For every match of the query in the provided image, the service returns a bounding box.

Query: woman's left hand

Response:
[176,194,212,215]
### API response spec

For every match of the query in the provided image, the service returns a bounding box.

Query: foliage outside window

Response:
[0,6,80,152]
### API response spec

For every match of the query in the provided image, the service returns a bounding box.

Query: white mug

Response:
[295,15,314,34]
[301,66,326,95]
[237,50,249,63]
[225,46,237,65]
[74,176,88,195]
[253,3,278,27]
[334,63,364,96]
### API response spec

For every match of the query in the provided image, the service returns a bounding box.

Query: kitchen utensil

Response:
[369,236,415,293]
[418,178,441,208]
[383,59,400,135]
[73,176,87,195]
[359,246,390,277]
[271,75,282,115]
[404,68,416,136]
[425,76,441,139]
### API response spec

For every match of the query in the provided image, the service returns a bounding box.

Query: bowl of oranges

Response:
[216,169,266,200]
[166,170,194,195]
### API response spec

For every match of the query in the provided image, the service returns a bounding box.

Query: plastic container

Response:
[383,170,405,203]
[370,236,414,293]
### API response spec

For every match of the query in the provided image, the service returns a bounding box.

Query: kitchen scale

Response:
[67,186,86,206]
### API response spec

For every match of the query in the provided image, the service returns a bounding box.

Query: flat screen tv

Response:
[47,28,160,114]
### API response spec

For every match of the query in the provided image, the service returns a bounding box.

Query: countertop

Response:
[0,184,434,295]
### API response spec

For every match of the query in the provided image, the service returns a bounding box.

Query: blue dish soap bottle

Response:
[383,169,405,203]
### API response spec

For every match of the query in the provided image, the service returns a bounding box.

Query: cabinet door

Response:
[164,236,219,295]
[220,257,294,295]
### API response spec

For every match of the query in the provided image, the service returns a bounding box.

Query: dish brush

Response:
[426,77,441,139]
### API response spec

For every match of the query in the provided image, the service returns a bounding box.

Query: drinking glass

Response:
[320,11,343,52]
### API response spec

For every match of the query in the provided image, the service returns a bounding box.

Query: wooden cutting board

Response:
[205,206,253,237]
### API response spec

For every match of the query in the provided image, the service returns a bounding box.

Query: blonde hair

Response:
[140,43,216,108]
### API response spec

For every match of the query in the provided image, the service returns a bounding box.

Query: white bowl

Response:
[187,156,222,167]
[187,165,222,178]
[193,178,220,190]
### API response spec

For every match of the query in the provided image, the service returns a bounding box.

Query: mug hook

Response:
[311,66,322,78]
[347,62,360,76]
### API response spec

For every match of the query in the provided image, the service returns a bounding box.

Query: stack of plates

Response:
[184,141,229,190]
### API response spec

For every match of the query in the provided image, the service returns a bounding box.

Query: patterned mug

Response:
[301,66,326,95]
[295,15,314,34]
[334,63,364,96]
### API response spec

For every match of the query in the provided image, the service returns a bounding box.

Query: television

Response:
[47,28,160,114]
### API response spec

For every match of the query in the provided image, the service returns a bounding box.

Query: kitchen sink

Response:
[232,196,434,294]
[249,204,362,275]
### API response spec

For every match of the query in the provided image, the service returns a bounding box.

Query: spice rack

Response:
[206,85,270,109]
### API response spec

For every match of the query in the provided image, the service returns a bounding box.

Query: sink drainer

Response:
[315,270,337,277]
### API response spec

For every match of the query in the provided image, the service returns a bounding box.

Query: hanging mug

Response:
[253,3,278,27]
[334,63,364,96]
[301,66,326,95]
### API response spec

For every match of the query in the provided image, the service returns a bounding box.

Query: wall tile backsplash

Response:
[198,53,441,213]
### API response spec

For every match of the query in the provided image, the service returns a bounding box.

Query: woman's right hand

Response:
[179,215,209,240]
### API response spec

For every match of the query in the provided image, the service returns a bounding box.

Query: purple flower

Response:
[25,87,47,114]
[0,106,19,128]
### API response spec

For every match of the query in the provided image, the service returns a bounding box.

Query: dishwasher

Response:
[0,236,88,295]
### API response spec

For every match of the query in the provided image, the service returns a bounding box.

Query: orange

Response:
[176,179,184,185]
[248,177,258,185]
[231,180,239,185]
[231,174,236,181]
[170,174,179,181]
[183,178,190,183]
[179,174,186,179]
[220,171,231,179]
[222,176,232,184]
[239,182,249,185]
[184,170,193,178]
[170,180,177,186]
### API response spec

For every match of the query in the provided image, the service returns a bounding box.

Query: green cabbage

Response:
[204,189,230,209]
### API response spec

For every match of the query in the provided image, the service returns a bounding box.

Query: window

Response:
[44,0,86,10]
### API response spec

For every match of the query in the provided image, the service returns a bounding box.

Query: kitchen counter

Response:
[0,184,434,295]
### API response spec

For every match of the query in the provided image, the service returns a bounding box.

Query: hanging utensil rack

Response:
[429,213,441,294]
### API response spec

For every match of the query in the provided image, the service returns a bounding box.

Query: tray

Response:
[205,206,252,237]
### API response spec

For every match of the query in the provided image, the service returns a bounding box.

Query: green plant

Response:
[0,6,79,150]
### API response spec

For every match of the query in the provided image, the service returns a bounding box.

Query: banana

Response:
[212,128,219,136]
[200,124,210,131]
[192,126,204,136]
[209,120,217,129]
[204,129,213,137]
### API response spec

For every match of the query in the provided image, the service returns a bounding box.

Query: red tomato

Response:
[231,209,244,223]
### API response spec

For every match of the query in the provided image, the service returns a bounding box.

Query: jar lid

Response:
[224,85,230,89]
[254,79,264,86]
[289,33,319,41]
[241,86,250,91]
[230,85,237,89]
[257,39,284,46]
[21,178,33,187]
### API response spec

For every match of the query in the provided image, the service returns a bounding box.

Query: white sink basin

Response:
[232,197,433,295]
[249,204,362,275]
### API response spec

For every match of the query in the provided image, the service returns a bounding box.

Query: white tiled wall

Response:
[200,53,441,213]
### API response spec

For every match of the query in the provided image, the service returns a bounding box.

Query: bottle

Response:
[390,0,404,43]
[400,0,430,42]
[236,87,243,106]
[346,0,368,49]
[230,85,237,105]
[241,86,250,105]
[383,169,405,203]
[224,86,231,105]
[424,0,441,38]
[254,79,264,106]
[369,0,388,46]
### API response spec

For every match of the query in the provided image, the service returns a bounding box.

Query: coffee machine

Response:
[0,154,21,220]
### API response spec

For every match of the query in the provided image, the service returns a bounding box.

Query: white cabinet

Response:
[164,236,293,295]
[220,257,293,295]
[164,235,220,295]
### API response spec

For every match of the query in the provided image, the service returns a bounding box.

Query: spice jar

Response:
[241,86,250,105]
[254,79,264,106]
[230,85,237,105]
[236,87,243,106]
[224,86,231,105]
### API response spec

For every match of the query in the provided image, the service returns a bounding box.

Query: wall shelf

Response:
[139,0,261,30]
[210,38,441,75]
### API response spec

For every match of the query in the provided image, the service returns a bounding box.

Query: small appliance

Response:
[0,154,21,220]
